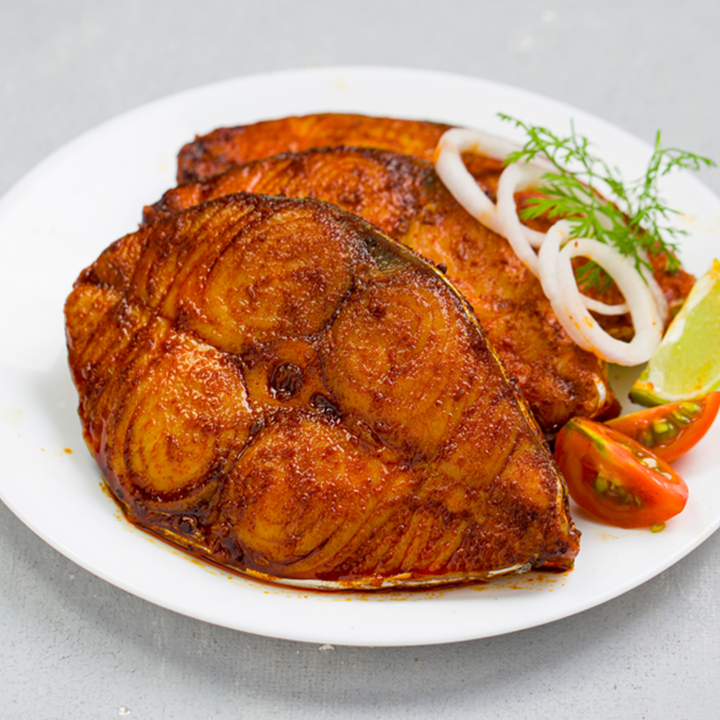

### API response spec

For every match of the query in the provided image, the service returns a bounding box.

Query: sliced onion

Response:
[435,127,522,167]
[436,132,632,314]
[538,221,663,365]
[434,129,505,235]
[496,162,547,275]
[638,248,669,324]
[435,128,551,250]
[593,374,608,407]
[581,296,629,316]
[434,128,667,365]
[494,164,630,320]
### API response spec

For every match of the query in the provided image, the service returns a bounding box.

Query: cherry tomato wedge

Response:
[606,392,720,462]
[555,417,688,529]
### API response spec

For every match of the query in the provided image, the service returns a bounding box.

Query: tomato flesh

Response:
[606,392,720,462]
[555,417,688,529]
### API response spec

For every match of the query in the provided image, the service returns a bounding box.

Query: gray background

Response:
[2,1,720,718]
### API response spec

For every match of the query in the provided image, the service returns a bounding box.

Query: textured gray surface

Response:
[2,1,720,718]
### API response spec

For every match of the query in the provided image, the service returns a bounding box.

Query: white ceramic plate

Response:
[1,67,719,647]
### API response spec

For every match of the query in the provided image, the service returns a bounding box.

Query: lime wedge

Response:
[631,259,720,406]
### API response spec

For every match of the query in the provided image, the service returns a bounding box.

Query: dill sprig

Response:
[498,114,716,290]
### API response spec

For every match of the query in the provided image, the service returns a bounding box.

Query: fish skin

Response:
[65,193,579,588]
[147,146,619,433]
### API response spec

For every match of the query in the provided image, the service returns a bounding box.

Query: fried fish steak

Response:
[65,192,579,588]
[146,147,619,433]
[176,112,694,320]
[177,113,453,183]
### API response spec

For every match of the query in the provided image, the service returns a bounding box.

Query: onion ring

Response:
[496,162,548,275]
[581,296,629,316]
[434,127,522,167]
[434,129,505,235]
[434,128,665,364]
[538,221,663,365]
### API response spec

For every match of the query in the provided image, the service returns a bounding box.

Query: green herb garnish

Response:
[498,114,716,289]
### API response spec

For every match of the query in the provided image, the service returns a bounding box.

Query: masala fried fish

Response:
[65,192,580,588]
[146,146,619,433]
[177,113,453,183]
[177,112,695,323]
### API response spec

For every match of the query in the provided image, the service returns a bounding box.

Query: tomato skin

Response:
[606,392,720,463]
[555,417,688,529]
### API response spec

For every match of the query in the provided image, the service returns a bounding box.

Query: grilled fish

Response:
[147,147,619,433]
[65,192,580,588]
